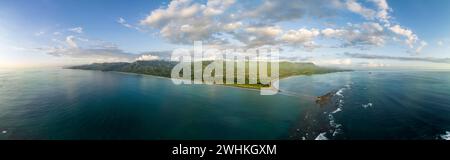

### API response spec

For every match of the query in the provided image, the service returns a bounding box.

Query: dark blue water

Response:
[281,71,450,140]
[0,69,449,140]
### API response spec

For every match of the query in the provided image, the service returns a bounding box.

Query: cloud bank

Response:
[140,0,426,52]
[344,52,450,64]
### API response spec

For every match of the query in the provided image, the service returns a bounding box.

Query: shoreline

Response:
[112,71,264,92]
[67,68,350,94]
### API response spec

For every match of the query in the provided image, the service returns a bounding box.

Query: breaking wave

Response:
[315,132,328,140]
[441,131,450,140]
[362,103,373,108]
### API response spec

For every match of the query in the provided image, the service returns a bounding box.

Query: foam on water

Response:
[362,103,373,108]
[321,84,351,139]
[441,131,450,140]
[332,108,342,114]
[335,88,345,97]
[335,84,351,97]
[327,113,343,138]
[338,99,344,107]
[315,132,328,140]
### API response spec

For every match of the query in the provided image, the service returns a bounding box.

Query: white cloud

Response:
[281,28,320,50]
[437,41,444,46]
[69,27,83,34]
[313,58,353,66]
[346,0,376,20]
[246,26,283,37]
[370,0,391,23]
[389,25,418,48]
[139,0,238,45]
[322,22,386,47]
[136,54,160,61]
[140,0,203,28]
[203,0,236,16]
[321,28,346,38]
[135,0,423,53]
[27,0,422,64]
[65,36,78,48]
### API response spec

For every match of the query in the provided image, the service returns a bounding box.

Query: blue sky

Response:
[0,0,449,69]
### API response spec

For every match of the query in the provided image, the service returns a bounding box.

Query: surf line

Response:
[172,144,207,158]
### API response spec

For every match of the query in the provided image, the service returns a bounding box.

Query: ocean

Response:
[0,69,449,140]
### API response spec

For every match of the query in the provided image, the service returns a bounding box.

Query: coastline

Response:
[66,68,351,94]
[110,70,264,92]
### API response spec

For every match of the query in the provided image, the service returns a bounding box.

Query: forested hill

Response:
[67,60,348,89]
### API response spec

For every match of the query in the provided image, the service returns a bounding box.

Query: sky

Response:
[0,0,449,69]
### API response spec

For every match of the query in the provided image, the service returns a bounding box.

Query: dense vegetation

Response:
[68,60,348,89]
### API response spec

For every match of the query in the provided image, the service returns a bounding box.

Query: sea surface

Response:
[0,68,449,140]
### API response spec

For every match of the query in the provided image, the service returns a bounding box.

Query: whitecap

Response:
[335,84,351,97]
[362,103,373,108]
[328,114,336,126]
[335,88,345,97]
[315,132,328,140]
[2,130,6,134]
[328,114,343,137]
[441,131,450,140]
[332,129,342,137]
[338,99,345,107]
[332,108,342,114]
[328,114,342,129]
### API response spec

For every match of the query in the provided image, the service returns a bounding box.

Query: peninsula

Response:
[67,60,348,89]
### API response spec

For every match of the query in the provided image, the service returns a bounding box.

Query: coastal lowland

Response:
[67,60,348,89]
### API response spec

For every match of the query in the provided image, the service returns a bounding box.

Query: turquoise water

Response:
[0,69,449,140]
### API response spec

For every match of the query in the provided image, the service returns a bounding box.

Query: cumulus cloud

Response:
[389,25,418,48]
[136,54,160,61]
[282,28,320,44]
[139,0,238,45]
[234,26,283,47]
[281,28,321,50]
[321,28,346,38]
[346,0,376,20]
[136,0,424,53]
[370,0,391,23]
[319,22,386,48]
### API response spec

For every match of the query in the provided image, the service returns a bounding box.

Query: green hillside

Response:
[68,60,348,89]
